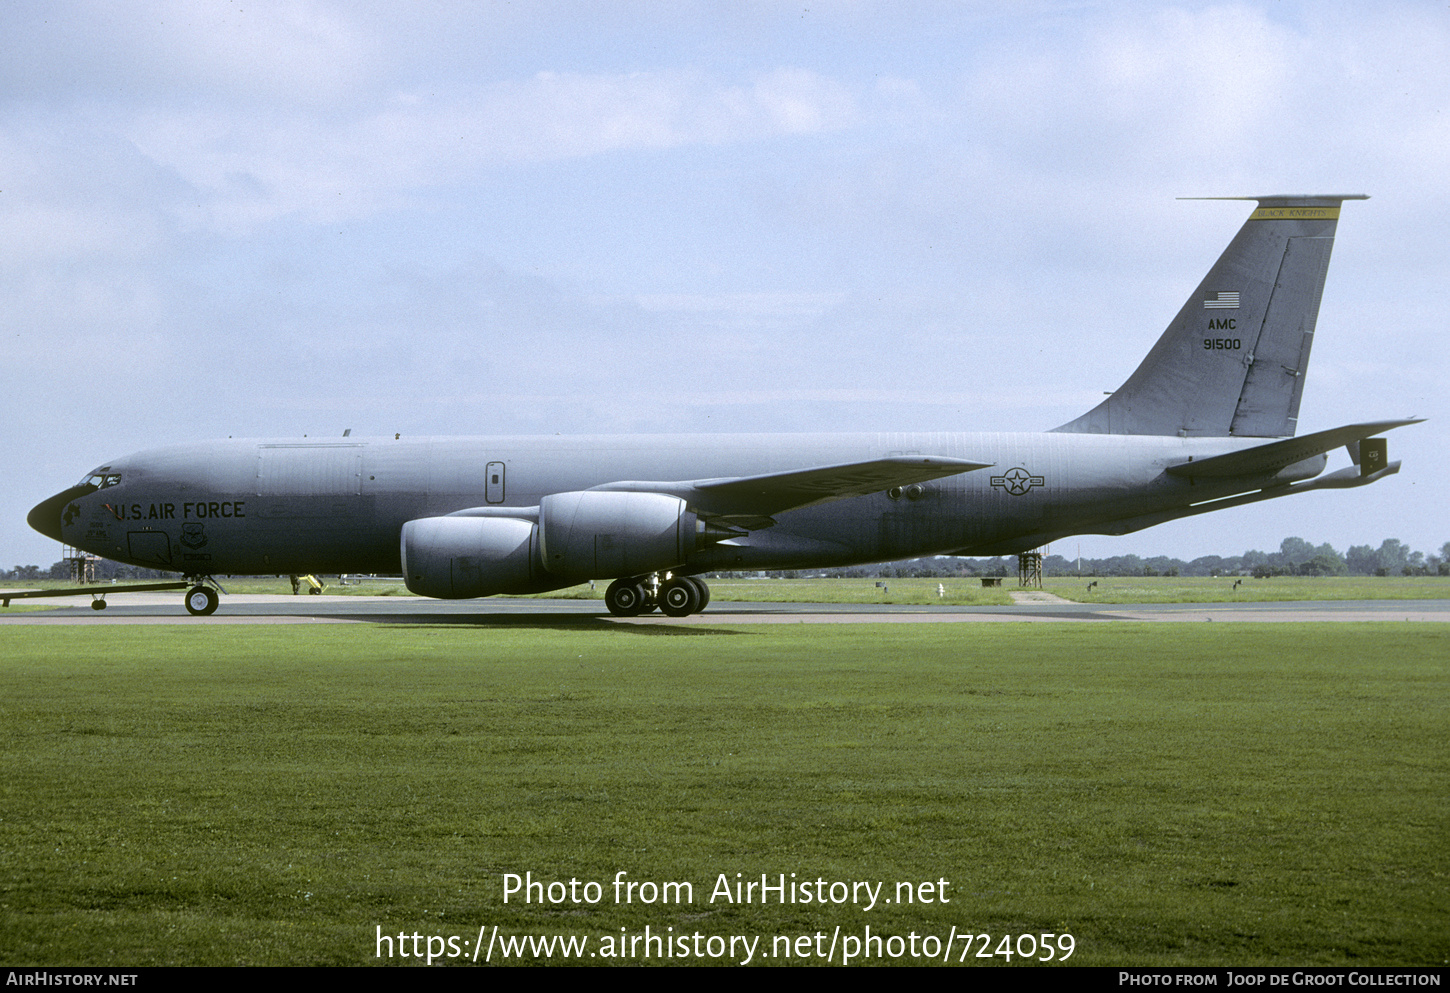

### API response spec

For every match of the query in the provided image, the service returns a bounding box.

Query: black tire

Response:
[685,577,710,611]
[604,579,648,617]
[185,585,219,616]
[91,599,107,611]
[660,578,702,617]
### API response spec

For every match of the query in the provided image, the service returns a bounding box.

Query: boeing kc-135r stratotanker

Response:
[21,195,1420,617]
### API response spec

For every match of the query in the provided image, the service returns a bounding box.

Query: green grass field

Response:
[247,573,1450,604]
[1045,575,1450,603]
[1,623,1445,966]
[697,574,1449,604]
[5,574,1447,609]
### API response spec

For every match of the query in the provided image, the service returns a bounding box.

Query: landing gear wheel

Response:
[90,599,107,611]
[604,579,648,617]
[685,577,710,611]
[185,585,219,616]
[660,578,702,617]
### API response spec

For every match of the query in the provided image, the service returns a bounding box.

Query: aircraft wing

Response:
[590,455,991,527]
[1165,419,1422,479]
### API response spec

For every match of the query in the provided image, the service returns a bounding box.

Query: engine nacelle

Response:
[538,490,696,581]
[401,515,544,598]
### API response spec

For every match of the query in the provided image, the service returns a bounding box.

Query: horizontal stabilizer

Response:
[591,456,990,524]
[1092,460,1403,537]
[1165,419,1421,479]
[1300,462,1401,489]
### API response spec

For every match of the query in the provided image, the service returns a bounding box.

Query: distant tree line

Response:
[738,537,1450,581]
[5,536,1449,583]
[1,560,176,582]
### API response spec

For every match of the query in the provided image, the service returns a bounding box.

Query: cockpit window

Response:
[79,472,122,489]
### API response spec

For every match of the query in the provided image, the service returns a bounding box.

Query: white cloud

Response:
[963,5,1298,175]
[0,202,161,264]
[0,0,370,102]
[953,2,1450,200]
[0,125,171,264]
[114,68,856,232]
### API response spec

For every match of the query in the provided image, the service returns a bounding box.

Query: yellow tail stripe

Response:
[1250,205,1341,221]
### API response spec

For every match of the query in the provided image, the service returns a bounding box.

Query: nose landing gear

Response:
[185,585,219,616]
[182,577,225,616]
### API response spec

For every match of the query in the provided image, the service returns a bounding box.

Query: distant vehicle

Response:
[26,196,1417,617]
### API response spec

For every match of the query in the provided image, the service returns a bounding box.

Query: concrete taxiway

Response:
[2,593,1448,625]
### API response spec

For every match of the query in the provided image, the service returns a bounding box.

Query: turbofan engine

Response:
[400,515,542,598]
[401,490,724,599]
[537,490,697,582]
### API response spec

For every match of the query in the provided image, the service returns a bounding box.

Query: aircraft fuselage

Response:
[53,431,1318,581]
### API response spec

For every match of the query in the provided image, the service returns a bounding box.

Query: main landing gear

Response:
[604,574,711,618]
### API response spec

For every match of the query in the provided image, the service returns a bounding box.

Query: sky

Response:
[2,0,1445,569]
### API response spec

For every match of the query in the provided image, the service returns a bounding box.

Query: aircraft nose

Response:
[27,485,94,543]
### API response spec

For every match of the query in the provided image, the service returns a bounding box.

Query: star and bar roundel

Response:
[990,466,1045,496]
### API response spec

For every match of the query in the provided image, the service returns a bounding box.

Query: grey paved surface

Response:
[3,592,1448,625]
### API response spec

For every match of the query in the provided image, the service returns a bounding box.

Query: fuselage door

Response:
[486,461,505,504]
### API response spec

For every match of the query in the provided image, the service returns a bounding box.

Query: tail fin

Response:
[1054,195,1367,438]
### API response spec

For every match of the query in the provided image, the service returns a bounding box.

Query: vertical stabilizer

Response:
[1053,195,1366,437]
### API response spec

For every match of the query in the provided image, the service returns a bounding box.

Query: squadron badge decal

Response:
[180,523,209,549]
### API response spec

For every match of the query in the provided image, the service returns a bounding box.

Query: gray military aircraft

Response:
[24,195,1419,617]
